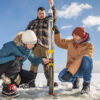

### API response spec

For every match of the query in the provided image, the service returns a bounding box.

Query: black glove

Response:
[61,71,72,81]
[53,25,60,34]
[49,58,54,63]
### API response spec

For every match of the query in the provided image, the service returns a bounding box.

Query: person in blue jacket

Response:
[0,30,49,97]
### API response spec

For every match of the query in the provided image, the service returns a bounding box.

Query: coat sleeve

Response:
[54,33,70,49]
[28,53,43,65]
[0,44,15,64]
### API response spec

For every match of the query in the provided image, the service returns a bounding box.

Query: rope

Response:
[57,0,59,11]
[56,0,59,17]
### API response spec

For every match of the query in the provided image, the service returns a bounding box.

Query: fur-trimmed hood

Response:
[14,32,24,46]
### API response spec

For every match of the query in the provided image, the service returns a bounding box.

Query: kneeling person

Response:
[0,30,49,97]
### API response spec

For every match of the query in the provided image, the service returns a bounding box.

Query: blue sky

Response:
[0,0,100,72]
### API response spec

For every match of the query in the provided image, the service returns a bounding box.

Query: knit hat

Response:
[72,27,85,38]
[22,30,37,44]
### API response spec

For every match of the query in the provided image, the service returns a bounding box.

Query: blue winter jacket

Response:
[0,41,43,65]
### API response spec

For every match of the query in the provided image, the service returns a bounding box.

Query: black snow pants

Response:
[0,60,35,84]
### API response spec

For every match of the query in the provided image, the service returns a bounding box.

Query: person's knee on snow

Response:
[1,73,21,86]
[19,69,36,88]
[1,74,12,85]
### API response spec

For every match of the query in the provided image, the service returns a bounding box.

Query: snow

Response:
[0,73,100,100]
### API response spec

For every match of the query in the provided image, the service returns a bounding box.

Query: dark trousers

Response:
[0,61,19,78]
[20,69,34,84]
[0,61,35,84]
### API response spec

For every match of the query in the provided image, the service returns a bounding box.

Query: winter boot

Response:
[54,82,58,87]
[44,71,58,87]
[29,80,35,88]
[19,80,36,88]
[46,75,58,87]
[81,82,90,94]
[47,81,58,87]
[2,84,20,97]
[72,77,80,89]
[28,72,37,88]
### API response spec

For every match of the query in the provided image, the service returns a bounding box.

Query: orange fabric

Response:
[54,34,94,75]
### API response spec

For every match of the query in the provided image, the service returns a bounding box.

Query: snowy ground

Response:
[0,73,100,100]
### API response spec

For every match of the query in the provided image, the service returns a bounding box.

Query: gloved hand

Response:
[61,71,72,81]
[53,25,60,34]
[42,58,49,64]
[49,58,54,63]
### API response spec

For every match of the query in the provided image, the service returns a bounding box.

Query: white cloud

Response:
[58,2,92,19]
[97,27,100,31]
[82,16,100,27]
[61,25,73,30]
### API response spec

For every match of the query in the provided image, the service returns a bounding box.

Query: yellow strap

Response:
[49,50,54,54]
[57,0,59,10]
[49,63,54,66]
[51,27,53,31]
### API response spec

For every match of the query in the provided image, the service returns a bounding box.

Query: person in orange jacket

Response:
[53,25,94,94]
